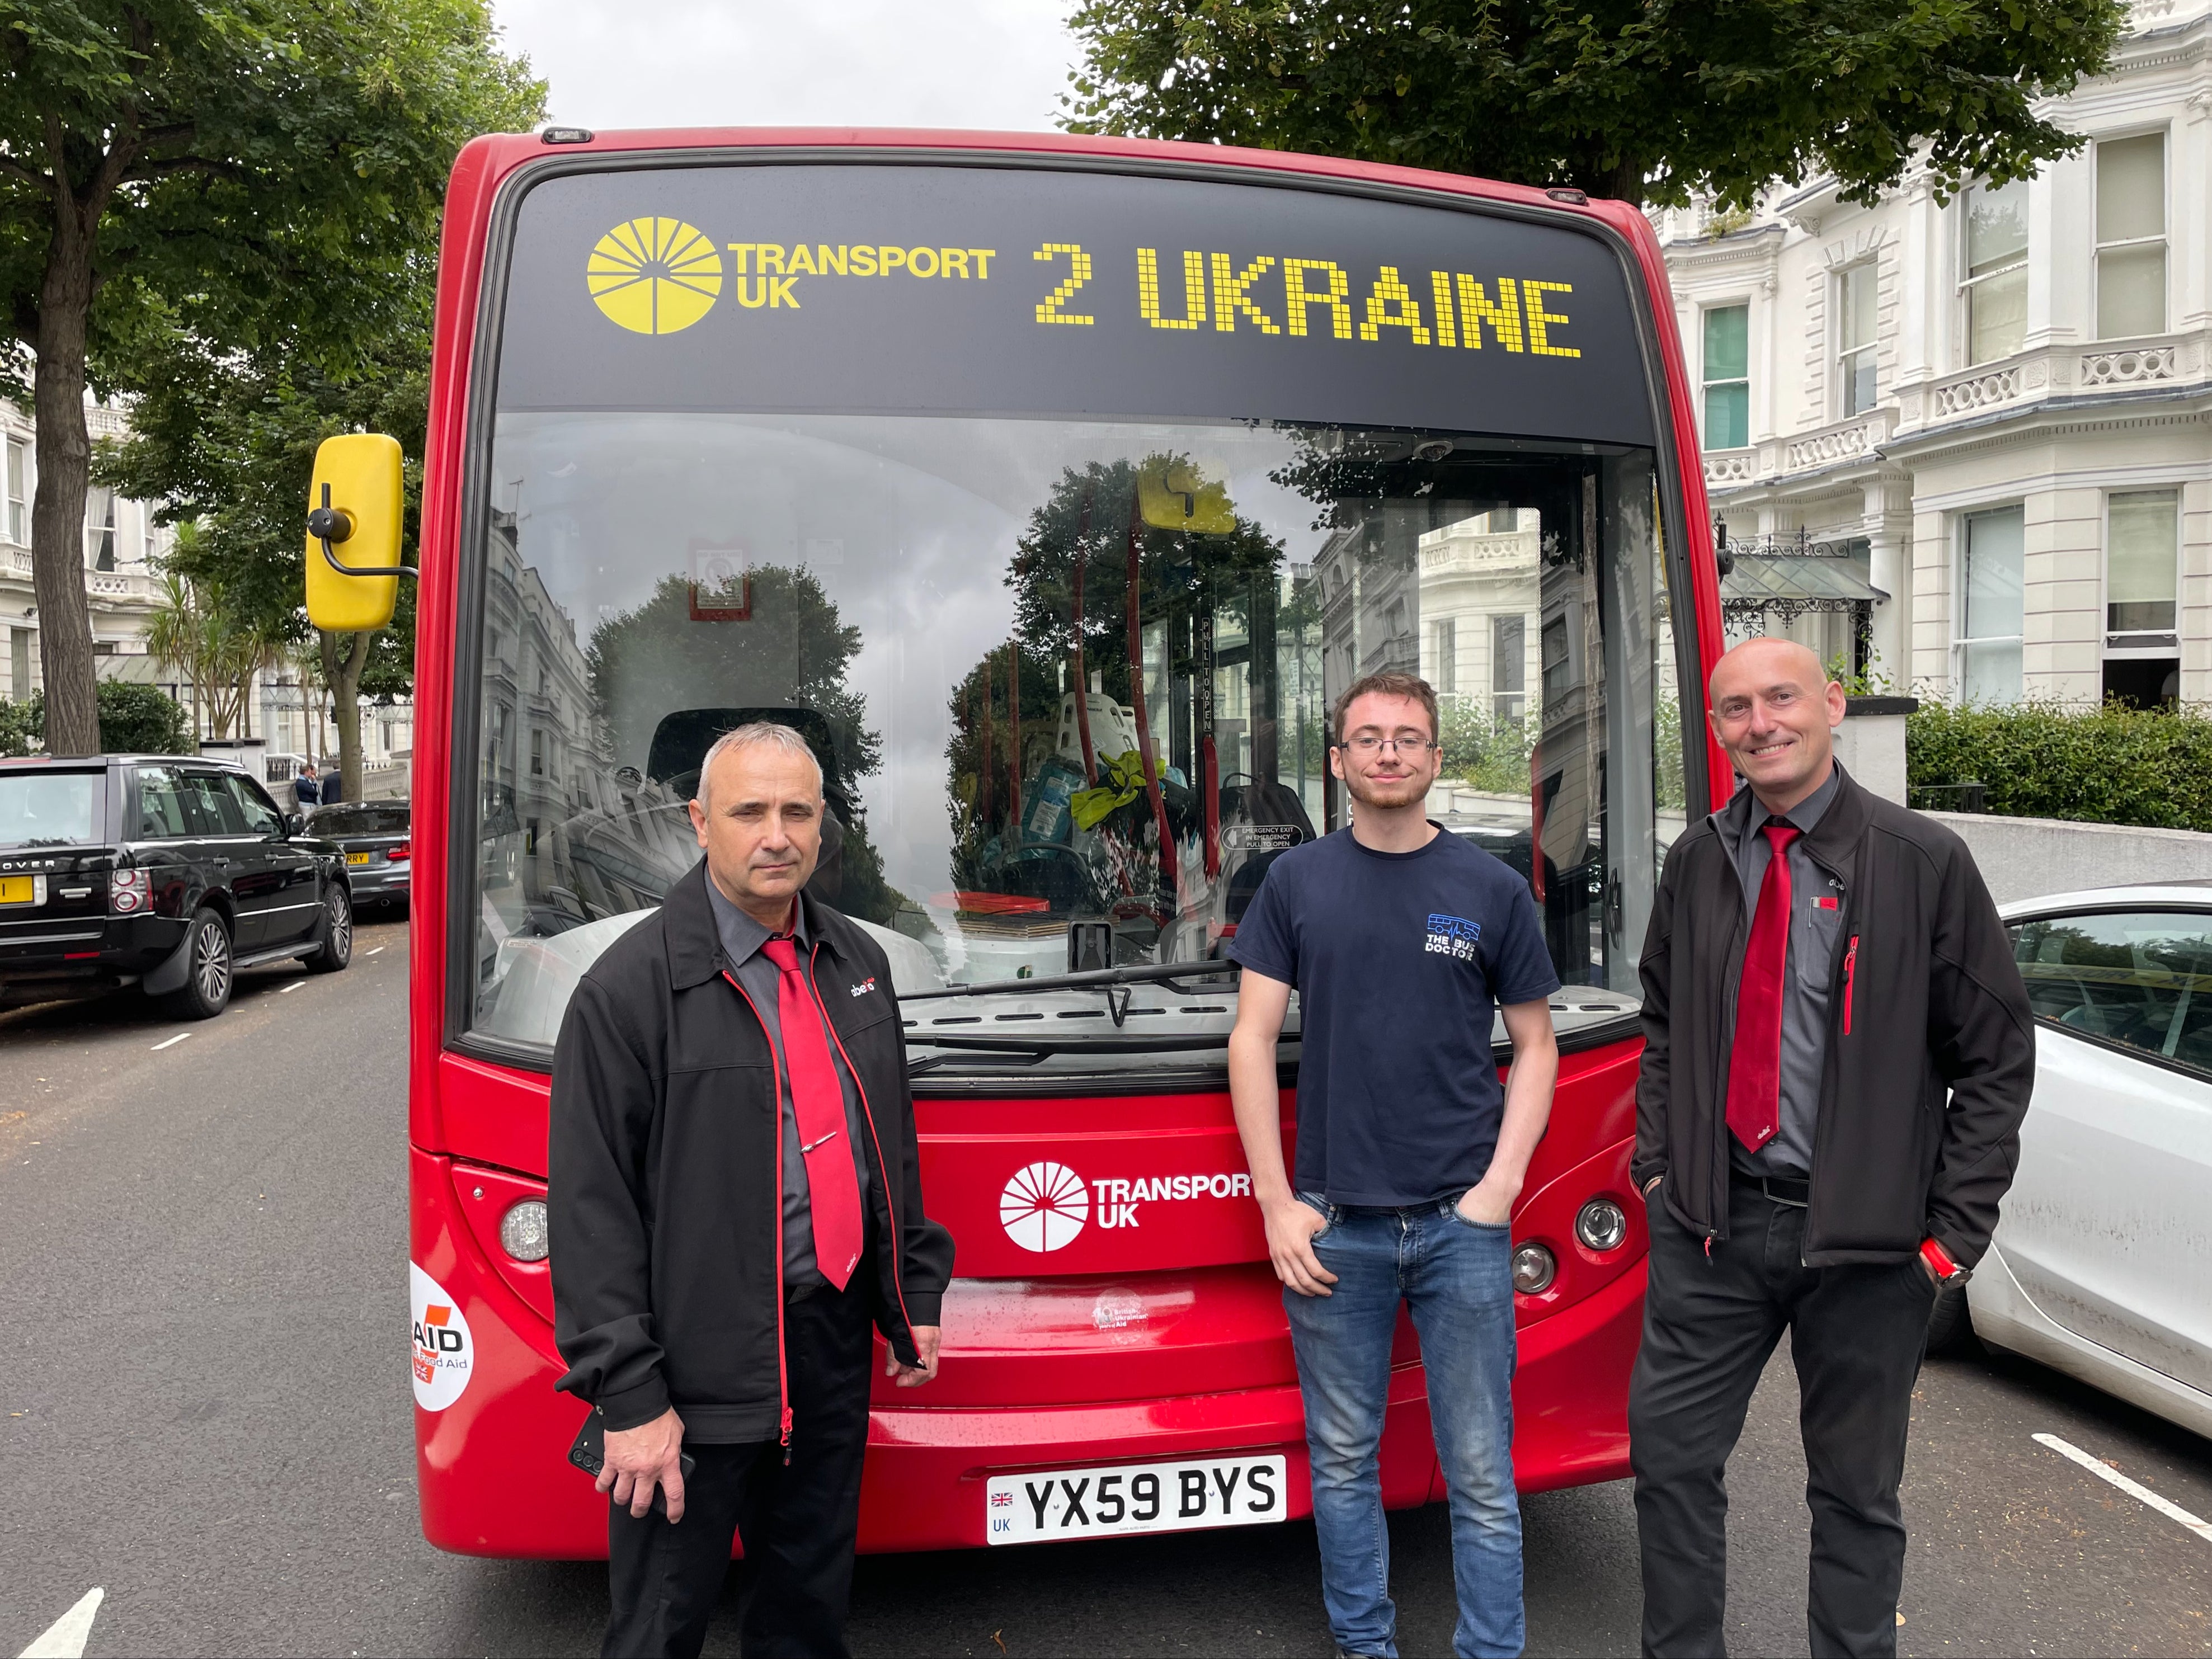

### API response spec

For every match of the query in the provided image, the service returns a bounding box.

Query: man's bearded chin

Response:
[1342,770,1431,810]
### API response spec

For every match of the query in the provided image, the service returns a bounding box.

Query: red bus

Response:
[308,127,1728,1557]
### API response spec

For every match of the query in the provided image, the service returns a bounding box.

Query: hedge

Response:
[1908,700,2212,833]
[0,682,195,758]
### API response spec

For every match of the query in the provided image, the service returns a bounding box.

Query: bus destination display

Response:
[495,161,1654,445]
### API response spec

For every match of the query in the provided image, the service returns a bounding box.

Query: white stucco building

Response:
[1658,0,2212,706]
[0,398,171,703]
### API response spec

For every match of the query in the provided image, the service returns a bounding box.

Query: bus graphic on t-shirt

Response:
[1425,913,1482,961]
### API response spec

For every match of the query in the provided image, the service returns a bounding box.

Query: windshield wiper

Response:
[900,959,1239,1029]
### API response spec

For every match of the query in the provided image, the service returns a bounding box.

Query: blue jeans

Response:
[1285,1194,1523,1659]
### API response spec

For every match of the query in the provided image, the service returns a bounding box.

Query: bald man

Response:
[1627,638,2034,1658]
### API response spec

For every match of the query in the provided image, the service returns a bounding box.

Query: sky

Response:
[491,0,1083,134]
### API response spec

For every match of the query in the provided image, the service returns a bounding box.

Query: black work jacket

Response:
[548,860,954,1441]
[1632,765,2036,1267]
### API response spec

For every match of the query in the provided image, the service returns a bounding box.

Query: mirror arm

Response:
[311,482,419,580]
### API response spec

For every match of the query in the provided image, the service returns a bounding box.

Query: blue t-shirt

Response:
[1227,825,1561,1207]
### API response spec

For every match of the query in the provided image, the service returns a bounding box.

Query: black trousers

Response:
[601,1272,876,1659]
[1628,1176,1937,1659]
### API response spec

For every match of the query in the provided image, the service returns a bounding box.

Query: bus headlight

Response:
[500,1199,550,1262]
[1512,1242,1556,1295]
[1576,1199,1629,1253]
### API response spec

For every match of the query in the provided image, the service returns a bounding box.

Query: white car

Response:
[1932,883,2212,1438]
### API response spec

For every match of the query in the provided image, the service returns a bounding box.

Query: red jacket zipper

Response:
[1842,935,1860,1036]
[722,969,794,1454]
[807,941,921,1351]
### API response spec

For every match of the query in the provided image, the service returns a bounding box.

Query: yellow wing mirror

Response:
[304,433,411,631]
[1137,457,1237,534]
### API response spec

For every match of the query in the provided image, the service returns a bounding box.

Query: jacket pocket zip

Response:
[1842,935,1860,1037]
[722,969,794,1457]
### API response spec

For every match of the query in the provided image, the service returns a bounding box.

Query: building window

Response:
[84,487,115,572]
[140,503,158,565]
[2107,490,2178,638]
[1492,613,1526,723]
[1428,618,1456,696]
[2096,133,2166,340]
[1836,263,1879,416]
[1701,305,1749,449]
[1540,614,1571,705]
[5,438,25,546]
[1956,506,2025,704]
[530,728,544,776]
[1962,178,2029,365]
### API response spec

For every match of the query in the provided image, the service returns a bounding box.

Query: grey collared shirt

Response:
[1718,766,1846,1177]
[704,880,873,1290]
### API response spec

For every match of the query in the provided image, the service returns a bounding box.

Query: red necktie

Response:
[1725,822,1801,1153]
[761,936,865,1290]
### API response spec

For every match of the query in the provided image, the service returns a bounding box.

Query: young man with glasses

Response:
[1227,671,1561,1659]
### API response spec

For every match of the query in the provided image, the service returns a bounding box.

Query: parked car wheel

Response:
[1926,1280,1974,1355]
[160,908,234,1020]
[305,883,353,974]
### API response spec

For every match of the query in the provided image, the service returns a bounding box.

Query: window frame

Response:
[1952,504,2026,704]
[1834,262,1879,417]
[4,436,26,546]
[2008,903,2212,1084]
[1959,178,2030,367]
[2102,487,2181,652]
[129,764,196,842]
[2092,128,2169,343]
[1698,300,1751,450]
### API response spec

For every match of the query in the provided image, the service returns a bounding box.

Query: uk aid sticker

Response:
[410,1262,474,1412]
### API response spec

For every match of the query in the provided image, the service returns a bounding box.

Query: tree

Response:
[0,0,543,756]
[103,339,439,798]
[142,555,283,739]
[1062,0,2126,208]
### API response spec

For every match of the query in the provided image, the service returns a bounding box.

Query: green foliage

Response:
[6,0,543,754]
[1908,700,2212,832]
[0,692,39,757]
[0,681,192,754]
[0,0,548,401]
[94,681,192,753]
[1823,653,1895,698]
[1063,0,2126,208]
[1439,702,1534,795]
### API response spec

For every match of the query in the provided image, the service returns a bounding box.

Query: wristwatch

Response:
[1919,1236,1971,1286]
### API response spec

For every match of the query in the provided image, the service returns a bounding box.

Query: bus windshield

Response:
[460,163,1688,1074]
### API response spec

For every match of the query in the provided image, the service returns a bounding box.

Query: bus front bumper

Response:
[410,1148,1641,1558]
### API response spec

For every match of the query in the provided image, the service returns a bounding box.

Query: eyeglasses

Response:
[1338,734,1437,755]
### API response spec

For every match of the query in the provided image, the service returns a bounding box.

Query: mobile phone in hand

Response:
[567,1413,695,1518]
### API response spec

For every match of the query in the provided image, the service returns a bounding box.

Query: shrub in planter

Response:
[1908,700,2212,833]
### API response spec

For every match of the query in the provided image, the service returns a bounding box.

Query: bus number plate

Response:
[985,1454,1286,1545]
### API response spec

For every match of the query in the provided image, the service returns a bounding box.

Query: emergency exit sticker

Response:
[410,1262,475,1412]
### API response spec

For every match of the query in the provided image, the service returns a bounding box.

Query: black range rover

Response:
[0,754,353,1018]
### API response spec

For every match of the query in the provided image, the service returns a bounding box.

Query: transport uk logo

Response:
[1425,913,1481,961]
[410,1262,475,1412]
[1000,1160,1256,1251]
[1000,1161,1090,1253]
[587,217,723,335]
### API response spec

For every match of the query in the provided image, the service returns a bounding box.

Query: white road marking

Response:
[2036,1432,2212,1544]
[365,946,384,956]
[150,1033,191,1051]
[19,1586,102,1658]
[280,982,302,993]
